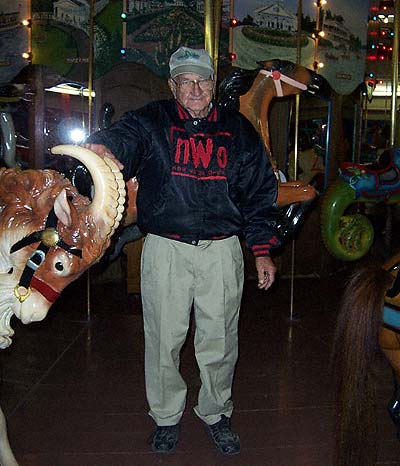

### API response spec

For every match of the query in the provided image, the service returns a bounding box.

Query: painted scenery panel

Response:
[1,1,235,82]
[232,0,369,95]
[29,1,212,81]
[0,1,29,83]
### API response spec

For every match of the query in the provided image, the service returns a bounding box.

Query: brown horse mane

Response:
[332,263,394,466]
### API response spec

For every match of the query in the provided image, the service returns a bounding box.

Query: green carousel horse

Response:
[321,147,400,260]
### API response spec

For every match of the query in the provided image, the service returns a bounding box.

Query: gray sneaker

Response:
[148,424,179,453]
[205,415,240,456]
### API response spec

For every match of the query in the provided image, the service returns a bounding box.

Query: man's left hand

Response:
[255,256,277,290]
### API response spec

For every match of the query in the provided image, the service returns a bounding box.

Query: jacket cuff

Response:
[251,236,279,257]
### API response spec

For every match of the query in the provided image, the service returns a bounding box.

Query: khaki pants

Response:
[141,234,244,426]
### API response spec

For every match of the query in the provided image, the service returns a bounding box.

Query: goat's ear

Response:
[54,189,72,227]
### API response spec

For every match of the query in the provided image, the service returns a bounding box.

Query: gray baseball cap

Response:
[169,46,214,80]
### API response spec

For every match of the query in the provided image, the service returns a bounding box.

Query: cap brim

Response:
[171,64,213,80]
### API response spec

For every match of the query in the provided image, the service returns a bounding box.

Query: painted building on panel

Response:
[53,0,108,27]
[254,3,296,32]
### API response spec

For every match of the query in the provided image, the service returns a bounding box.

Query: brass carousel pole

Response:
[88,0,95,136]
[213,0,222,78]
[204,0,222,79]
[122,0,127,57]
[390,0,400,147]
[289,0,303,322]
[26,0,32,60]
[204,1,214,62]
[229,0,234,57]
[86,0,95,322]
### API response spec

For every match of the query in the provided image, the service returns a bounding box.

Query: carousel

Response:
[0,1,400,465]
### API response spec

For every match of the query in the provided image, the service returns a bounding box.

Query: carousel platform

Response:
[1,255,399,466]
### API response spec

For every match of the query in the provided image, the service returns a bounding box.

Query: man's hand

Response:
[255,256,277,290]
[82,143,124,171]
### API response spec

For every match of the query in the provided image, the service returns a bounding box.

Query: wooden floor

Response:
[1,258,399,466]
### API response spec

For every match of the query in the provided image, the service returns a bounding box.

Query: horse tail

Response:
[332,263,394,466]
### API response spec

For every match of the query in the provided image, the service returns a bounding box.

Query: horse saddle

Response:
[339,148,400,200]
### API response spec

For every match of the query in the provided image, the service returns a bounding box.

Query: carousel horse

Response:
[0,145,126,465]
[217,58,331,240]
[321,147,400,261]
[218,59,330,203]
[333,253,400,466]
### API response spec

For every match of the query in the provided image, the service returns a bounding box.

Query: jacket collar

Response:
[176,101,217,122]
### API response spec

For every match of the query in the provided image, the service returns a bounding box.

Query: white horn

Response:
[50,144,126,238]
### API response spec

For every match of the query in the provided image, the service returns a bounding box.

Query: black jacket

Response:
[87,99,280,256]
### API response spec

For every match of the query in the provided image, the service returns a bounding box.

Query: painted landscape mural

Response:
[232,0,370,95]
[0,1,231,84]
[0,1,28,83]
[0,1,369,94]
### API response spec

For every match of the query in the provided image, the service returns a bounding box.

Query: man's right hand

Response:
[82,143,124,171]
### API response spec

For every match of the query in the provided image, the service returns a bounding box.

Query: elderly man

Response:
[85,46,280,456]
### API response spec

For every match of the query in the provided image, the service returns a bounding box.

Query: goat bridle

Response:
[10,207,82,303]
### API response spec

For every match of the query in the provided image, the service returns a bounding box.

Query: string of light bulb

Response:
[312,0,327,71]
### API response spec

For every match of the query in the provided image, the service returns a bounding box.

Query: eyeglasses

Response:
[172,78,214,91]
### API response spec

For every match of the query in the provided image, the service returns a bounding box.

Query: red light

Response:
[379,55,385,60]
[229,52,237,61]
[230,18,239,27]
[367,55,377,61]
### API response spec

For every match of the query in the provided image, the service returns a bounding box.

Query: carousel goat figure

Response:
[333,252,400,466]
[0,144,126,466]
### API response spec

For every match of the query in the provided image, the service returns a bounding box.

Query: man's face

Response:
[169,73,215,118]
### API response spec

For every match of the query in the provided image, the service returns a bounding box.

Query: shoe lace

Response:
[148,425,178,445]
[159,426,177,440]
[210,416,237,443]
